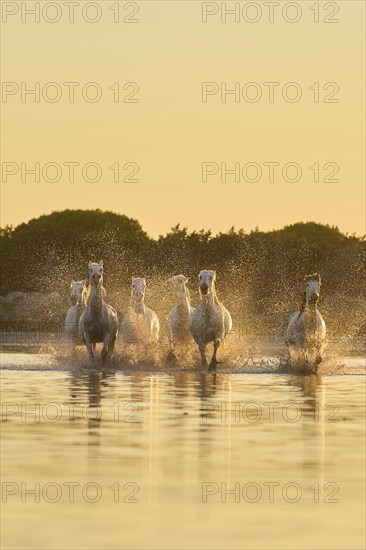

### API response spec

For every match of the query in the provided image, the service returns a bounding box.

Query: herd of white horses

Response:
[65,261,326,370]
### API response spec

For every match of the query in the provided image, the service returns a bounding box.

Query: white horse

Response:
[285,273,326,369]
[64,279,87,350]
[120,277,159,347]
[166,275,195,355]
[79,261,118,366]
[190,270,232,368]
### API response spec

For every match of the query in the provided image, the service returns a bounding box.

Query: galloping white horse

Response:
[190,270,232,368]
[120,277,159,346]
[285,273,326,369]
[79,261,118,366]
[64,279,87,349]
[166,274,194,355]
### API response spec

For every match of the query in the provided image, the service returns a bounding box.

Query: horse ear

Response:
[82,280,86,286]
[99,260,103,267]
[131,277,135,283]
[71,279,75,285]
[184,277,189,283]
[88,262,91,269]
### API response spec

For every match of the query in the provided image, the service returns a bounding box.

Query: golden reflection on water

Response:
[1,369,365,549]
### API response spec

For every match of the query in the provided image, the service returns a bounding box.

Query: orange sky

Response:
[1,0,365,237]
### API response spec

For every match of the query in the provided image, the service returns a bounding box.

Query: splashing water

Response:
[0,264,365,374]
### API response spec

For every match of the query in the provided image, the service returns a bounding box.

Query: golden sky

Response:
[1,0,365,237]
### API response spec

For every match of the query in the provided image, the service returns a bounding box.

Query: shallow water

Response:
[1,353,365,549]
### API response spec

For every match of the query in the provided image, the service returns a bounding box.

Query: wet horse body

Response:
[120,277,159,346]
[167,275,195,354]
[285,273,326,369]
[64,280,87,347]
[79,261,118,365]
[190,270,232,368]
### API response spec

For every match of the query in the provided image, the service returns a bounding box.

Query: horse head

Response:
[131,277,146,303]
[167,274,189,296]
[305,273,321,304]
[199,270,216,296]
[88,260,104,286]
[70,279,87,305]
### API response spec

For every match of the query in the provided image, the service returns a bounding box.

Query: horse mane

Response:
[297,273,321,319]
[297,291,307,319]
[184,284,191,304]
[212,284,223,307]
[83,283,106,304]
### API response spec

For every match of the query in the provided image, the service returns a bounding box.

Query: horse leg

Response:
[167,334,178,360]
[313,344,323,369]
[83,333,95,365]
[108,336,116,364]
[209,338,221,369]
[169,334,175,353]
[198,342,208,368]
[65,324,75,356]
[314,338,325,365]
[101,333,111,366]
[69,327,77,357]
[108,337,115,353]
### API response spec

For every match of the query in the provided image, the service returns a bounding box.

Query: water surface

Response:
[1,356,365,549]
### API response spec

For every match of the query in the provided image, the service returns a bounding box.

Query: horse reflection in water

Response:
[288,373,327,494]
[68,370,112,449]
[65,367,328,507]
